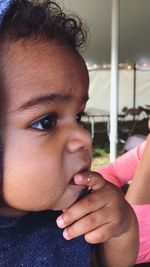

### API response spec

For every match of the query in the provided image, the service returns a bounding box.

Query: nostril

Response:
[67,139,91,153]
[66,125,92,153]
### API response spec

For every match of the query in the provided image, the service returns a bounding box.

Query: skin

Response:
[126,118,150,204]
[1,39,138,266]
[57,173,139,267]
[2,40,92,211]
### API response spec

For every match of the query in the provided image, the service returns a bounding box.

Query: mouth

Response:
[59,164,91,209]
[68,164,91,186]
[68,167,91,202]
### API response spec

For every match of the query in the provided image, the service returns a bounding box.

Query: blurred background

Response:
[61,0,150,167]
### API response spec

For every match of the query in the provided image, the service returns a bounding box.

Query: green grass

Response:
[92,155,109,170]
[93,147,109,158]
[88,118,149,170]
[92,147,109,170]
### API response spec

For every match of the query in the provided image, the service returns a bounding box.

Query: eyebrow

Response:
[17,92,89,111]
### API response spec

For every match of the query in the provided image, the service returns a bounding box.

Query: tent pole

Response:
[133,63,136,121]
[110,0,120,162]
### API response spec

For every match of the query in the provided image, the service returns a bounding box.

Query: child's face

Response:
[2,41,92,211]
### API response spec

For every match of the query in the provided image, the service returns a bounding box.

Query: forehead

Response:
[2,40,89,110]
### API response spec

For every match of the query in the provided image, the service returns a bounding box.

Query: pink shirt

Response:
[97,141,150,264]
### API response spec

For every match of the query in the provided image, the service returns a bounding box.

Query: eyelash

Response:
[31,112,86,132]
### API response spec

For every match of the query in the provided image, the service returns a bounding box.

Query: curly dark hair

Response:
[0,0,87,50]
[0,0,87,116]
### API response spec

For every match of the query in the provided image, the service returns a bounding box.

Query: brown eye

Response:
[31,114,57,131]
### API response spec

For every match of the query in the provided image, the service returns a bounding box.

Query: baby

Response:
[0,0,138,266]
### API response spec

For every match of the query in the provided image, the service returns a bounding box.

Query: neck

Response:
[0,198,27,218]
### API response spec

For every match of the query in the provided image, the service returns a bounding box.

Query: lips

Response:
[69,164,91,186]
[69,178,76,185]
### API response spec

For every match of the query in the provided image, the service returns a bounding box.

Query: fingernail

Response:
[56,217,65,228]
[63,229,71,240]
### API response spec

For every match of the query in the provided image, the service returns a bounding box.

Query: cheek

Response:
[2,136,64,211]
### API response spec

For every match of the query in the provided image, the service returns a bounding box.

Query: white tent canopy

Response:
[87,69,150,113]
[63,0,150,66]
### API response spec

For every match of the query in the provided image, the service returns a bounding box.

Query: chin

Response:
[52,187,90,211]
[51,198,77,211]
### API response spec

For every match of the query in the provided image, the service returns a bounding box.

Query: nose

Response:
[66,125,92,154]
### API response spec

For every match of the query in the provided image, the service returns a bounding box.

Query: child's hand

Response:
[56,171,135,244]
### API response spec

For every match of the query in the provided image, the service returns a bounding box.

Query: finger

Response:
[74,171,107,191]
[56,188,109,229]
[62,207,112,240]
[84,222,118,244]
